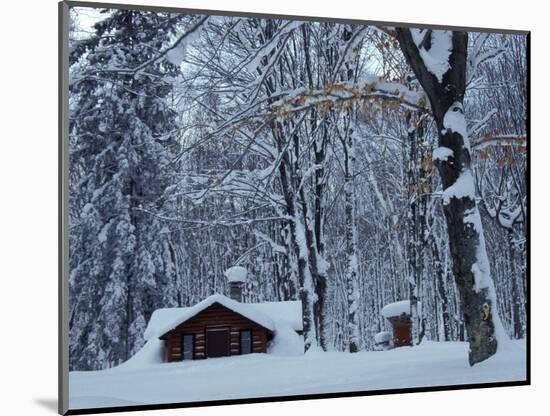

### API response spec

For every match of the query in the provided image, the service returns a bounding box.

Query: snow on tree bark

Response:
[343,130,361,352]
[397,28,506,365]
[405,110,429,346]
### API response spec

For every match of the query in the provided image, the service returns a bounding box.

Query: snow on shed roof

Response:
[224,266,247,282]
[380,300,411,318]
[145,294,303,340]
[380,300,423,319]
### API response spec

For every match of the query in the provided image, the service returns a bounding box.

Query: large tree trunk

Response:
[340,25,361,353]
[342,126,360,353]
[397,29,504,365]
[279,144,317,352]
[405,111,424,345]
[303,26,330,351]
[312,131,329,351]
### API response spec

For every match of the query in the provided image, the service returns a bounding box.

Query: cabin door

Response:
[206,328,229,358]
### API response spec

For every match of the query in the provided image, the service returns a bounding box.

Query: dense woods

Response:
[68,8,527,371]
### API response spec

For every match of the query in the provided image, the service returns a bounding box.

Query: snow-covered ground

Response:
[69,340,527,410]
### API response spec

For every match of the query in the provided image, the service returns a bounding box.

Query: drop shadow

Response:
[34,398,58,413]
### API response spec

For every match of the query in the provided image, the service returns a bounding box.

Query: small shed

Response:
[145,294,303,362]
[380,300,414,348]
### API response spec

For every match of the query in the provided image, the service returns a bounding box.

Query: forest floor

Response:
[69,340,527,410]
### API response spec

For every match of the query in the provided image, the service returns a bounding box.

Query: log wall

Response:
[161,303,271,362]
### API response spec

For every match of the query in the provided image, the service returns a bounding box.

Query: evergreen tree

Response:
[69,9,191,369]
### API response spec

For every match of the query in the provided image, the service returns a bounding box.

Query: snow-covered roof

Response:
[145,294,303,340]
[380,300,411,318]
[247,301,303,332]
[144,308,192,341]
[225,266,248,283]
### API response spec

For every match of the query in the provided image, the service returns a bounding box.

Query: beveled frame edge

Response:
[59,1,70,414]
[58,1,531,415]
[62,0,530,35]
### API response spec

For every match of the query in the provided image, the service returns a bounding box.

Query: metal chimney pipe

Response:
[225,266,248,303]
[229,281,244,302]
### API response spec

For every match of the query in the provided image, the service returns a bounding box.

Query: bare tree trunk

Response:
[406,112,422,345]
[397,29,503,365]
[302,26,329,350]
[312,130,329,351]
[279,153,317,352]
[430,234,451,341]
[507,230,523,339]
[342,126,360,353]
[298,182,324,350]
[340,25,361,353]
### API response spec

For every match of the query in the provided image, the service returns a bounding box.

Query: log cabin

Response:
[144,283,303,362]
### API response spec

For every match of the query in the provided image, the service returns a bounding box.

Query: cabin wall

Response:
[164,303,269,362]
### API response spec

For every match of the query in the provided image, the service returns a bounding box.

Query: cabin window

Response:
[181,334,194,360]
[240,330,252,355]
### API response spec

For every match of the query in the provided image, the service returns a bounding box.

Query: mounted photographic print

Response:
[58,1,530,414]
